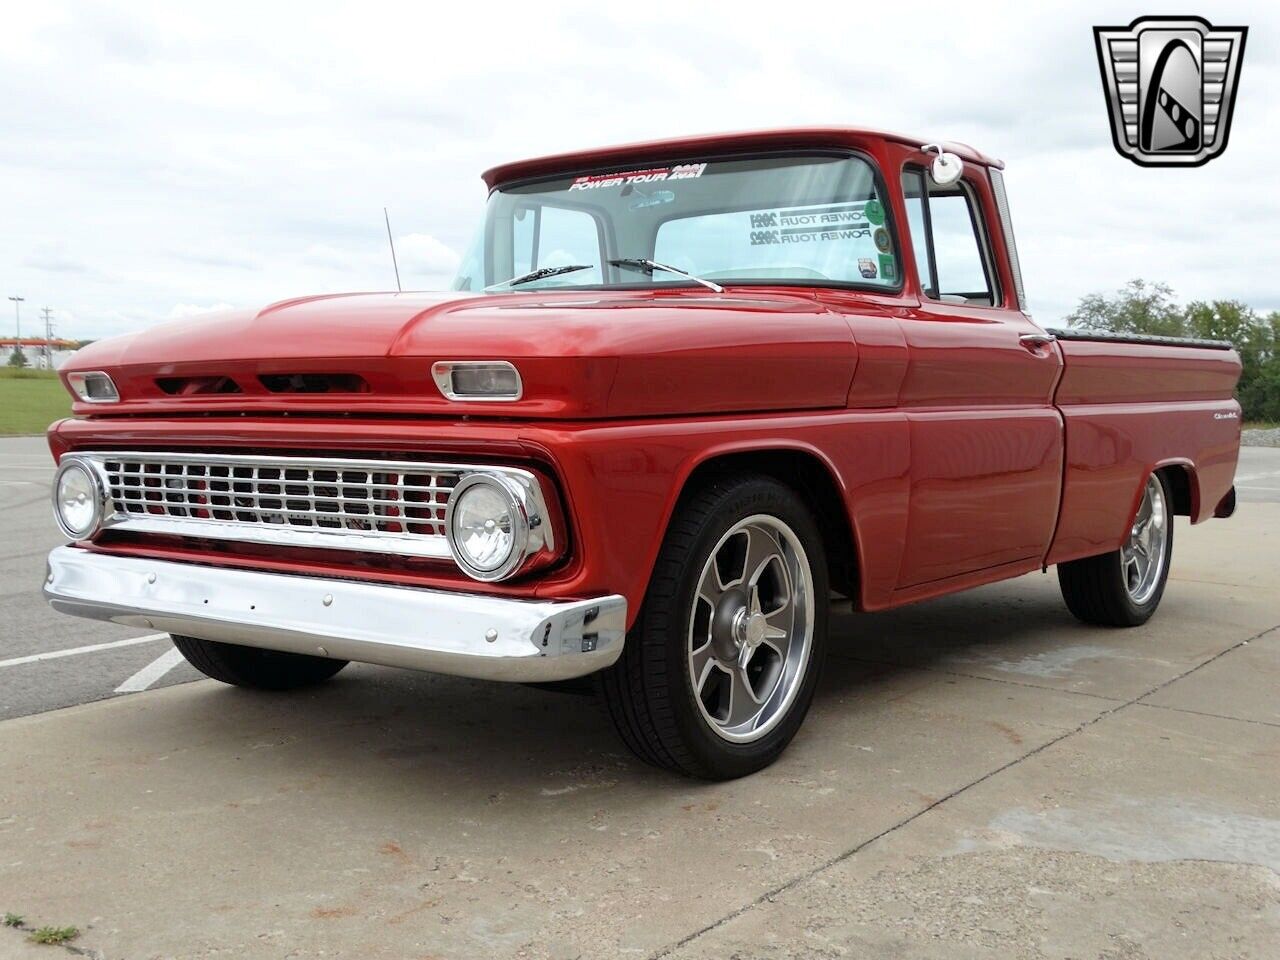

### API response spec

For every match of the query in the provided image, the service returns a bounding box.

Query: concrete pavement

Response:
[0,438,1277,957]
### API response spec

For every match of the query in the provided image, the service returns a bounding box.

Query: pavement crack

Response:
[1132,622,1280,705]
[1131,700,1280,729]
[652,621,1280,959]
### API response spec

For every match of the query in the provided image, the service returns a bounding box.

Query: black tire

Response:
[171,635,348,690]
[598,474,829,780]
[1057,472,1174,627]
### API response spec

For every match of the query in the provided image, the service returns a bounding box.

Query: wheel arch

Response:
[666,444,862,603]
[1153,458,1199,519]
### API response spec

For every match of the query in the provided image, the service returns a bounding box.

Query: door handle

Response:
[1019,333,1056,353]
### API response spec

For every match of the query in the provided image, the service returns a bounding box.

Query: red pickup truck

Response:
[45,127,1242,779]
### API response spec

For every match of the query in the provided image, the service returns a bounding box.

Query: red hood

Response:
[63,289,860,419]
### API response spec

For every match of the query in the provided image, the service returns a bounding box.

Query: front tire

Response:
[172,635,348,690]
[1057,472,1174,627]
[599,475,828,780]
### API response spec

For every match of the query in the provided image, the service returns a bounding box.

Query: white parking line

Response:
[0,633,169,669]
[115,646,185,693]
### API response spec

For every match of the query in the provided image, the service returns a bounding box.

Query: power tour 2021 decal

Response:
[1094,16,1247,167]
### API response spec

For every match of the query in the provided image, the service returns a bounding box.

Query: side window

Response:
[900,169,998,306]
[512,204,604,284]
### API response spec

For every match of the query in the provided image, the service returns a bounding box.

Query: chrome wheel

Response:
[687,515,814,743]
[1122,475,1169,605]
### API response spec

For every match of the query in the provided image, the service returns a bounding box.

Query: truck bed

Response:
[1045,329,1242,565]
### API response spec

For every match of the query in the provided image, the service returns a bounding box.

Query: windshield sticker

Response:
[750,224,873,245]
[568,162,707,191]
[864,199,885,225]
[873,227,891,253]
[778,203,868,227]
[858,258,878,279]
[747,202,875,246]
[878,254,896,280]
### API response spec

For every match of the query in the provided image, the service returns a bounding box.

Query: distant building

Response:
[1,338,79,370]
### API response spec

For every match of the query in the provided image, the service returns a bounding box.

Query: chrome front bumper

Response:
[43,546,625,682]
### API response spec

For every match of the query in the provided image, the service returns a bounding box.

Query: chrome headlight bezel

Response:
[444,473,533,582]
[52,457,106,541]
[65,371,120,403]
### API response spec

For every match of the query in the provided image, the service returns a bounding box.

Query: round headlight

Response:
[53,460,104,540]
[445,475,530,581]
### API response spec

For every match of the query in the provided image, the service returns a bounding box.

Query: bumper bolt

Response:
[322,594,333,607]
[485,628,498,643]
[147,573,157,584]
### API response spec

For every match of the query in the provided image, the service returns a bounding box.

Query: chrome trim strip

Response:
[62,451,558,565]
[988,168,1028,313]
[1044,328,1234,350]
[44,546,625,682]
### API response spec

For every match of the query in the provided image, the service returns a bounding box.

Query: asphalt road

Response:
[0,435,201,720]
[2,435,1280,723]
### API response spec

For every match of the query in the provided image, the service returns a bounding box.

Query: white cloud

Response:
[22,240,89,274]
[1,0,1277,341]
[396,233,461,277]
[167,302,237,320]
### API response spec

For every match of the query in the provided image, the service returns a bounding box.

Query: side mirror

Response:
[922,143,964,186]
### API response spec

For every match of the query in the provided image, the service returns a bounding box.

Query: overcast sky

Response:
[2,1,1277,342]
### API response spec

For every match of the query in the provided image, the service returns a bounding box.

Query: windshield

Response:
[450,153,900,292]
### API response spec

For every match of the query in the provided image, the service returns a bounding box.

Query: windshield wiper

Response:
[609,258,724,293]
[491,264,594,289]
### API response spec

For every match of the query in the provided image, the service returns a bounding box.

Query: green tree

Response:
[7,345,26,368]
[1064,279,1185,337]
[1240,362,1280,423]
[1184,299,1273,382]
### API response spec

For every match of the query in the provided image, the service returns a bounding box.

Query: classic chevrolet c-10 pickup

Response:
[44,127,1242,779]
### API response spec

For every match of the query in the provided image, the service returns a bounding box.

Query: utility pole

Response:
[41,307,54,369]
[7,296,23,367]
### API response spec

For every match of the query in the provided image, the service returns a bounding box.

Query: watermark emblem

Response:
[1094,16,1247,167]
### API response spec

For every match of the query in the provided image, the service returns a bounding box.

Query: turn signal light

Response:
[65,371,119,403]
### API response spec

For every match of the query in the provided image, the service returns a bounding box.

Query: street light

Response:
[7,297,23,366]
[7,296,22,340]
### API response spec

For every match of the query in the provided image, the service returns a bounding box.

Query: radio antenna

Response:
[383,207,402,292]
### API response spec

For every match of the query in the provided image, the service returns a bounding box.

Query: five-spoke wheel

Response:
[599,475,828,779]
[688,516,814,742]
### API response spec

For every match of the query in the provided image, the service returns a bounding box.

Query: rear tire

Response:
[599,474,828,780]
[1057,472,1174,627]
[172,635,348,690]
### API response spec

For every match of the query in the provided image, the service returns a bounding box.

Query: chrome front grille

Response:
[87,452,469,558]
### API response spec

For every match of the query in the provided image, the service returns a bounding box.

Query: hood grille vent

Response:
[155,376,242,396]
[259,373,370,394]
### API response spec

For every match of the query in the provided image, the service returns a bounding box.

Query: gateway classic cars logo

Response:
[1094,16,1247,167]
